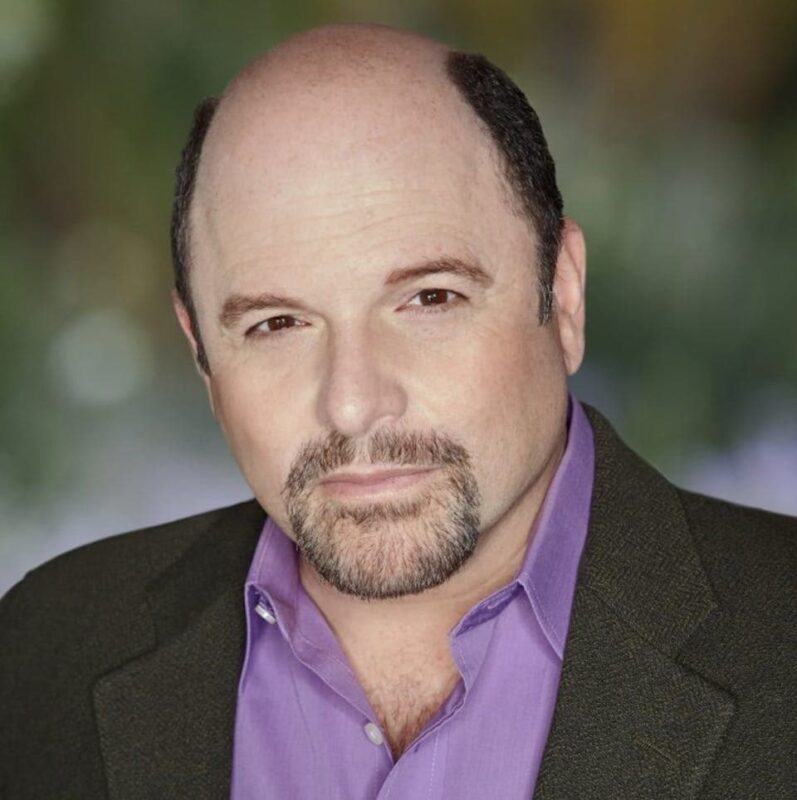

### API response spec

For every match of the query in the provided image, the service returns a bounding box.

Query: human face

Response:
[178,72,583,600]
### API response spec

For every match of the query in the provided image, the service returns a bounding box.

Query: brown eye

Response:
[409,289,460,308]
[265,315,295,332]
[419,289,450,305]
[248,315,302,337]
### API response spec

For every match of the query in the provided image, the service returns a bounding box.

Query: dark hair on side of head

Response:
[445,52,563,322]
[170,96,220,374]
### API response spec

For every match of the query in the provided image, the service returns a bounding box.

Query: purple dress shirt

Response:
[231,397,595,799]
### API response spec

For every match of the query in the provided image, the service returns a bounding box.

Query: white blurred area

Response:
[680,418,797,518]
[0,404,252,596]
[1,299,252,595]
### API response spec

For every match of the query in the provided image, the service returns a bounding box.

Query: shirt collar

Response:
[513,396,595,658]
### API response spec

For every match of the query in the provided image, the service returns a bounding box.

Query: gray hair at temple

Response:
[170,51,564,374]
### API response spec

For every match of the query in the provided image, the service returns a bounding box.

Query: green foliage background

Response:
[1,0,796,589]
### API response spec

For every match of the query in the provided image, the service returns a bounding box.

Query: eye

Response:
[246,315,306,337]
[405,288,464,310]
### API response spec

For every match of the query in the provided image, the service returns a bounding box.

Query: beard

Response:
[282,427,481,600]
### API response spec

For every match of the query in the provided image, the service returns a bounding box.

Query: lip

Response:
[320,467,438,497]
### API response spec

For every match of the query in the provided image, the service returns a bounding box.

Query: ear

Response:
[171,289,215,412]
[553,218,587,375]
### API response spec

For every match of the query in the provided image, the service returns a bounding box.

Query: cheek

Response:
[424,317,560,422]
[209,373,295,497]
[424,323,565,496]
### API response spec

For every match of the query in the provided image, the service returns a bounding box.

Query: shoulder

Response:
[0,500,263,794]
[678,487,797,548]
[0,498,264,630]
[583,400,796,621]
[676,488,797,617]
[0,499,264,769]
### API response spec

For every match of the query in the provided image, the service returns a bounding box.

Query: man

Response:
[1,23,795,800]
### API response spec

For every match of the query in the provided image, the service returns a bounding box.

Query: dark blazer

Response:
[1,406,795,799]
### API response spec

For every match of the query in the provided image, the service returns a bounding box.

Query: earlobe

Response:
[553,218,587,375]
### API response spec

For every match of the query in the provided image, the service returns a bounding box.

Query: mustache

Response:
[281,428,472,498]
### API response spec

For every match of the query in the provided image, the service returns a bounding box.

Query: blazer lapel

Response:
[93,501,264,800]
[534,406,735,800]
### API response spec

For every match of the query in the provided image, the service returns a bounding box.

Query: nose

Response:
[316,325,408,439]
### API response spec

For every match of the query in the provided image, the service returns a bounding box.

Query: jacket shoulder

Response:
[2,498,263,612]
[586,401,796,631]
[0,499,263,797]
[676,489,797,620]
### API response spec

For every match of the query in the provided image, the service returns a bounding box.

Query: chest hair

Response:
[361,667,462,760]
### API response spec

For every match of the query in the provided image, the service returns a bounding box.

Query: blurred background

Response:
[2,0,796,594]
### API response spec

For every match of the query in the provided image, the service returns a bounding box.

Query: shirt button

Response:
[254,601,276,624]
[364,722,384,746]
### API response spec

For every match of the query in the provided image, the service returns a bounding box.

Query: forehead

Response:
[190,63,531,294]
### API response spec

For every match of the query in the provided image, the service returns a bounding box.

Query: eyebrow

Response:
[384,257,494,289]
[219,256,494,329]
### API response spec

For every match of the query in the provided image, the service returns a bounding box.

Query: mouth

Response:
[319,467,440,498]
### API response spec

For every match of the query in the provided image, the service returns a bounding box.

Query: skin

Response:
[174,24,587,681]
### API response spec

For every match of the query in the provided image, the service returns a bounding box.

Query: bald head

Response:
[197,25,478,244]
[225,24,449,100]
[170,24,563,373]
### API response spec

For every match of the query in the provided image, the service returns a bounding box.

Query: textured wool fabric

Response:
[230,398,594,799]
[1,404,795,799]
